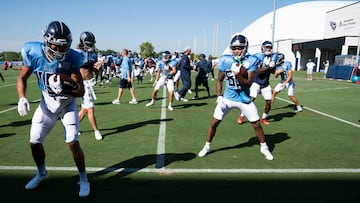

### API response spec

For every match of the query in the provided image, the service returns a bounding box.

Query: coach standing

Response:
[175,47,192,102]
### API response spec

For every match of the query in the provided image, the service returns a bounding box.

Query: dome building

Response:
[239,1,359,72]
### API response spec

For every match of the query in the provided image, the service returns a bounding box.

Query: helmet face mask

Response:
[80,31,96,52]
[261,41,273,56]
[230,34,248,59]
[162,51,171,61]
[276,53,285,65]
[43,21,72,61]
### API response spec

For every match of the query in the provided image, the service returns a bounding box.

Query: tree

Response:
[0,51,21,61]
[139,42,156,59]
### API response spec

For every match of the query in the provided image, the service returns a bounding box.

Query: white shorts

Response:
[173,70,181,82]
[307,68,313,74]
[81,80,96,109]
[250,83,272,100]
[213,97,259,122]
[154,76,174,92]
[30,98,79,144]
[274,83,295,96]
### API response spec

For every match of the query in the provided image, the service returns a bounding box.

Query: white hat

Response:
[183,46,191,52]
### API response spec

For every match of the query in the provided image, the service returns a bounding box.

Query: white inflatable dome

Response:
[242,1,356,47]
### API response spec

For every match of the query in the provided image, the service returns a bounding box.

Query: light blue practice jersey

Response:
[156,59,178,79]
[253,52,278,86]
[276,61,295,86]
[218,54,258,104]
[21,41,83,92]
[120,56,132,79]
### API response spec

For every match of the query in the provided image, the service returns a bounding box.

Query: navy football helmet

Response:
[229,34,248,59]
[162,51,171,61]
[276,53,285,65]
[43,21,72,61]
[261,41,273,56]
[80,31,96,52]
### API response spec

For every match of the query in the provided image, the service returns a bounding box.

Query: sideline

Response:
[0,166,359,173]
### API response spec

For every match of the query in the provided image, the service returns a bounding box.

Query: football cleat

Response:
[94,130,102,140]
[129,99,138,104]
[25,172,48,190]
[295,106,303,113]
[198,145,211,157]
[146,101,154,107]
[260,146,274,161]
[168,105,174,111]
[78,181,90,197]
[174,91,180,101]
[112,99,120,104]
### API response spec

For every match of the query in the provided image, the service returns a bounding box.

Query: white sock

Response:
[262,113,267,119]
[260,142,268,148]
[205,141,211,148]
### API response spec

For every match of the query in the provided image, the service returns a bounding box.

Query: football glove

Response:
[49,74,62,94]
[18,97,30,116]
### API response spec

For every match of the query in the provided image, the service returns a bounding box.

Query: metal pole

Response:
[356,31,360,69]
[272,0,277,50]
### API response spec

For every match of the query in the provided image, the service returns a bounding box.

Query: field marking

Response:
[155,87,167,169]
[0,98,41,114]
[296,86,351,93]
[276,97,360,128]
[0,79,37,88]
[0,165,359,173]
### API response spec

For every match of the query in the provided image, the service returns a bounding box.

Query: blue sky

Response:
[1,0,324,55]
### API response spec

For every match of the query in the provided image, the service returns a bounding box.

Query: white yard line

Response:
[155,87,167,169]
[276,97,360,128]
[0,165,359,173]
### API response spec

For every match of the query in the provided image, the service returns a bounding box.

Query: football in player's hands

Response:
[49,73,77,93]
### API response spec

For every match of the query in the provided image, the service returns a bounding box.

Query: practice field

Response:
[0,68,359,202]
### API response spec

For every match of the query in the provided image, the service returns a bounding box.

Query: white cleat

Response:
[129,99,138,104]
[112,99,120,104]
[146,101,154,107]
[94,130,102,140]
[168,105,174,111]
[198,145,210,157]
[25,172,48,190]
[174,91,180,101]
[260,147,274,160]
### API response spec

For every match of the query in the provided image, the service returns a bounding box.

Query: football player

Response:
[76,31,102,140]
[145,51,177,111]
[272,53,302,113]
[237,41,278,125]
[198,34,273,161]
[16,21,90,197]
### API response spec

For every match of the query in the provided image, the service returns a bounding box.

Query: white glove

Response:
[216,96,225,105]
[18,97,30,116]
[231,63,241,73]
[269,61,275,68]
[49,74,62,94]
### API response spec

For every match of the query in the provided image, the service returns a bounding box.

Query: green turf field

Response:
[0,67,359,202]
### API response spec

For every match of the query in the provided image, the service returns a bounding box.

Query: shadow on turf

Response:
[0,119,31,128]
[100,118,174,138]
[207,132,290,155]
[89,152,196,178]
